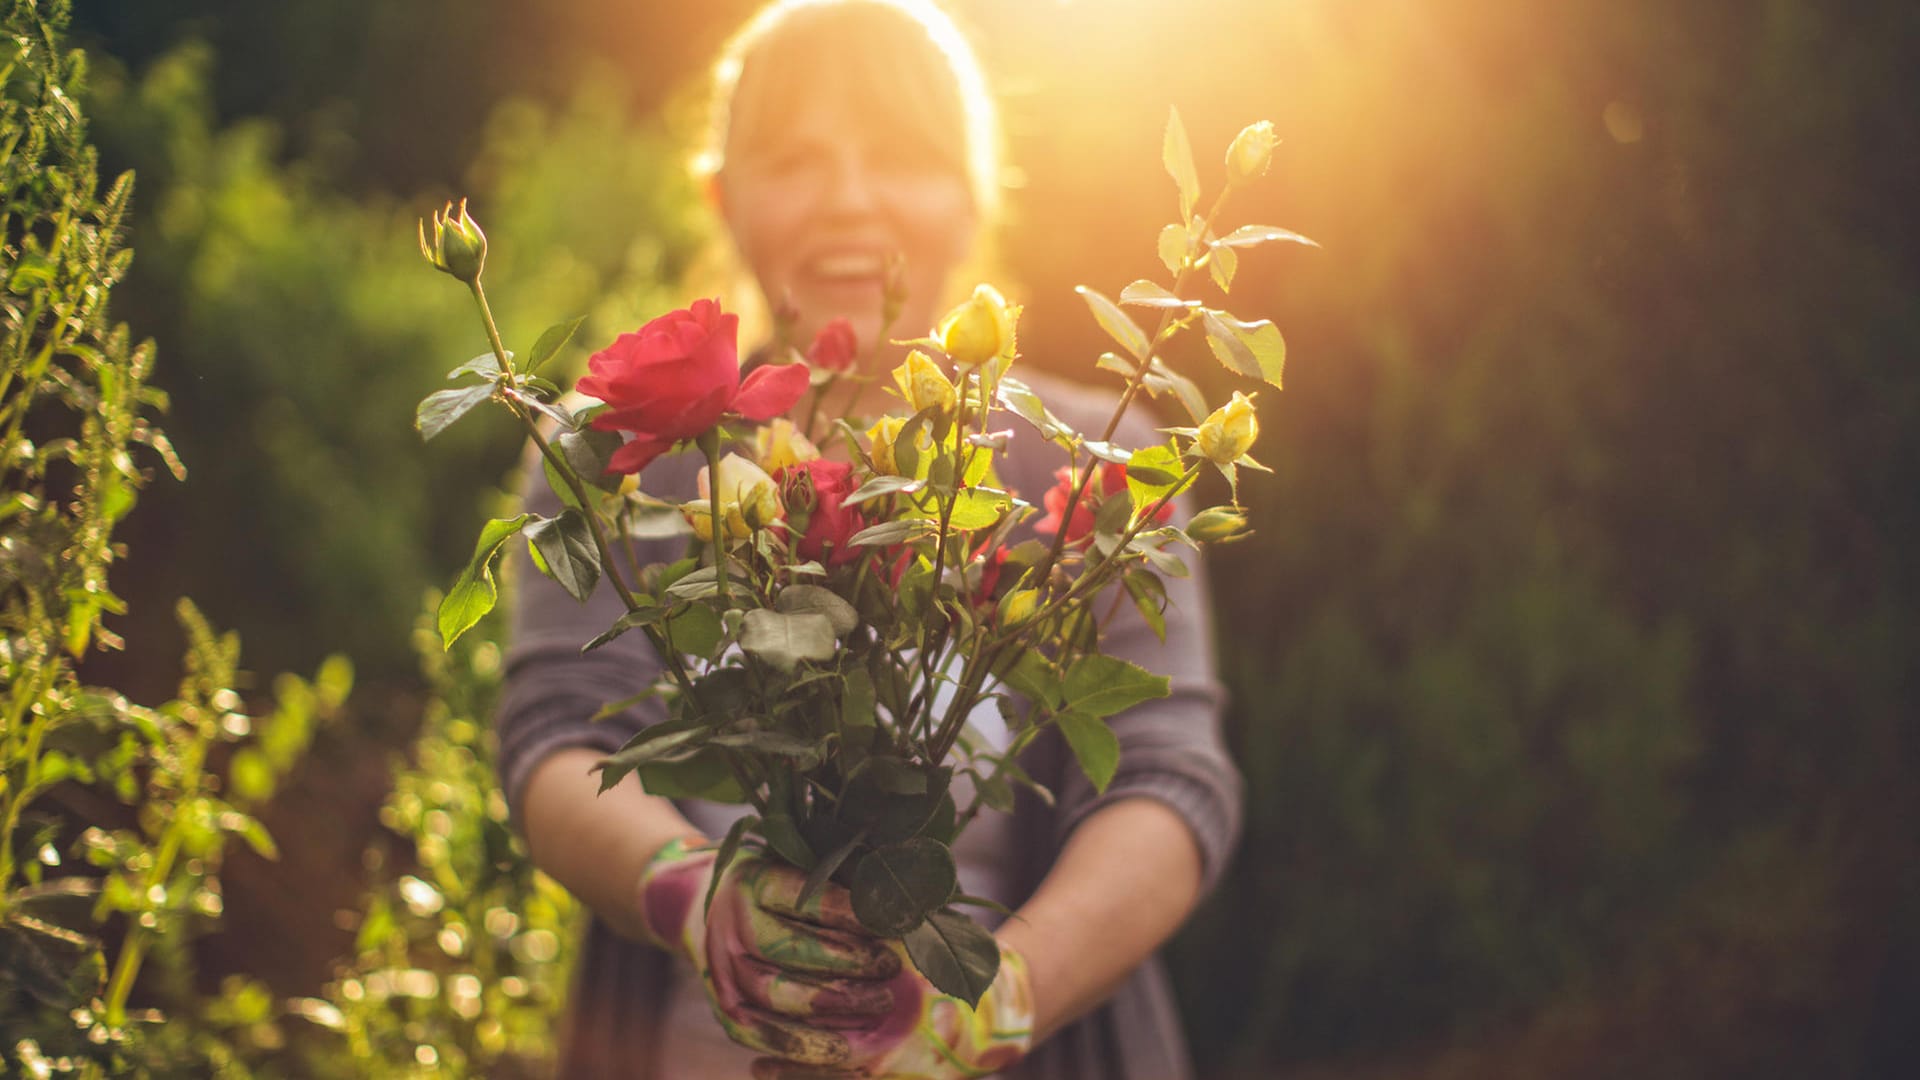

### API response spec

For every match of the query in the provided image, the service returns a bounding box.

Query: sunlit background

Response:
[64,0,1920,1075]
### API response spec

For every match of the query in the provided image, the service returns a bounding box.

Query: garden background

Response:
[10,0,1917,1074]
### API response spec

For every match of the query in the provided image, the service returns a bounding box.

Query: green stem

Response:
[698,430,730,606]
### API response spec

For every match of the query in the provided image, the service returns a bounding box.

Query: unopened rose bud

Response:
[892,351,956,415]
[696,454,784,539]
[1225,121,1277,187]
[1186,505,1250,543]
[996,587,1040,627]
[866,416,905,476]
[938,283,1017,371]
[1196,391,1259,465]
[419,198,488,283]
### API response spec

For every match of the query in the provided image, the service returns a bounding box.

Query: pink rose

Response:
[806,317,859,373]
[576,299,810,474]
[778,459,865,567]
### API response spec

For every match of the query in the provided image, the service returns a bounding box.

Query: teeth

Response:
[811,252,884,279]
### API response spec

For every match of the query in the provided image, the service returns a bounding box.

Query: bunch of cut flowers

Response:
[414,111,1310,1006]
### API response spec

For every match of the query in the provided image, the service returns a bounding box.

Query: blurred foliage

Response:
[1,4,347,1074]
[75,42,710,687]
[269,598,577,1078]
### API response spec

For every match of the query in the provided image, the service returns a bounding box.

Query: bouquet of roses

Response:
[414,110,1309,1008]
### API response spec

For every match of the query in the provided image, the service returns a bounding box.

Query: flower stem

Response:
[698,429,730,606]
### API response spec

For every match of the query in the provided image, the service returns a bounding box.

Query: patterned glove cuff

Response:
[635,836,711,955]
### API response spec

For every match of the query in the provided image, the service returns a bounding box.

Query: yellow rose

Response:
[751,417,820,474]
[937,283,1017,371]
[1196,391,1259,465]
[891,350,956,414]
[691,454,783,541]
[866,416,906,476]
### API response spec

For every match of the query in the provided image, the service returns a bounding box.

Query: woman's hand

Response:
[638,841,907,1065]
[745,929,1033,1080]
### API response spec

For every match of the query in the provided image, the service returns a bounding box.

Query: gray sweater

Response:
[494,373,1242,1079]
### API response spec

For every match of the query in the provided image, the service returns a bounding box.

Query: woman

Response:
[494,1,1242,1076]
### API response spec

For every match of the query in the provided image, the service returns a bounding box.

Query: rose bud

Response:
[1196,391,1259,465]
[694,453,784,540]
[778,459,865,567]
[1225,121,1278,187]
[806,317,859,373]
[892,350,956,415]
[418,198,488,284]
[1186,505,1251,543]
[866,416,906,476]
[937,283,1017,371]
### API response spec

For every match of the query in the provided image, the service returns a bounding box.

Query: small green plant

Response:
[1,2,346,1074]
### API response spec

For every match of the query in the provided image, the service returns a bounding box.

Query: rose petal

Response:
[606,435,674,476]
[732,363,811,422]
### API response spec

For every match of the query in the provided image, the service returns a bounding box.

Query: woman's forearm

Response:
[518,747,709,941]
[994,796,1205,1043]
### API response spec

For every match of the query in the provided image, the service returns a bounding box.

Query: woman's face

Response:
[718,88,978,364]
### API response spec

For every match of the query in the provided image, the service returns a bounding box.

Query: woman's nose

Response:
[820,148,882,219]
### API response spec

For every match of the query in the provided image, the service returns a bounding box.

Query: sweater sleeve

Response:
[1020,379,1245,897]
[492,439,702,823]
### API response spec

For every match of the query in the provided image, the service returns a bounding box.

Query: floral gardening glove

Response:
[745,927,1035,1080]
[637,839,906,1065]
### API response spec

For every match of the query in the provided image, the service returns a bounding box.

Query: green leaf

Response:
[841,667,876,731]
[944,487,1012,530]
[525,510,601,603]
[1119,279,1197,309]
[739,609,838,672]
[996,375,1078,448]
[1200,309,1286,389]
[1057,711,1121,793]
[666,603,725,660]
[1124,444,1192,512]
[776,585,859,636]
[1076,285,1152,361]
[851,838,957,936]
[1002,650,1061,708]
[845,474,927,506]
[1158,223,1189,276]
[415,384,493,441]
[637,748,749,802]
[1163,105,1201,222]
[583,605,668,652]
[904,910,1002,1008]
[595,721,710,793]
[709,728,822,759]
[446,350,503,381]
[705,814,760,919]
[1216,224,1320,249]
[1063,654,1171,718]
[439,514,532,647]
[1209,243,1239,292]
[866,755,929,795]
[524,314,588,376]
[758,812,816,869]
[553,428,625,495]
[849,518,938,548]
[1123,571,1169,642]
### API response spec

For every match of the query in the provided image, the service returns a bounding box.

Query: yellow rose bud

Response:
[866,416,905,476]
[996,587,1040,627]
[418,197,487,283]
[751,417,819,474]
[938,283,1017,371]
[891,350,956,414]
[1196,391,1259,465]
[1225,121,1278,187]
[695,454,783,541]
[1186,505,1250,543]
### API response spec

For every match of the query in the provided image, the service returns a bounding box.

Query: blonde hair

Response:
[695,0,1002,220]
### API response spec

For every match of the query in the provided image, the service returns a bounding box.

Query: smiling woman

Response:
[696,0,1000,355]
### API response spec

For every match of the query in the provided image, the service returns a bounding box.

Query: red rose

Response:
[576,299,810,474]
[806,317,859,373]
[778,459,865,567]
[1033,462,1169,545]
